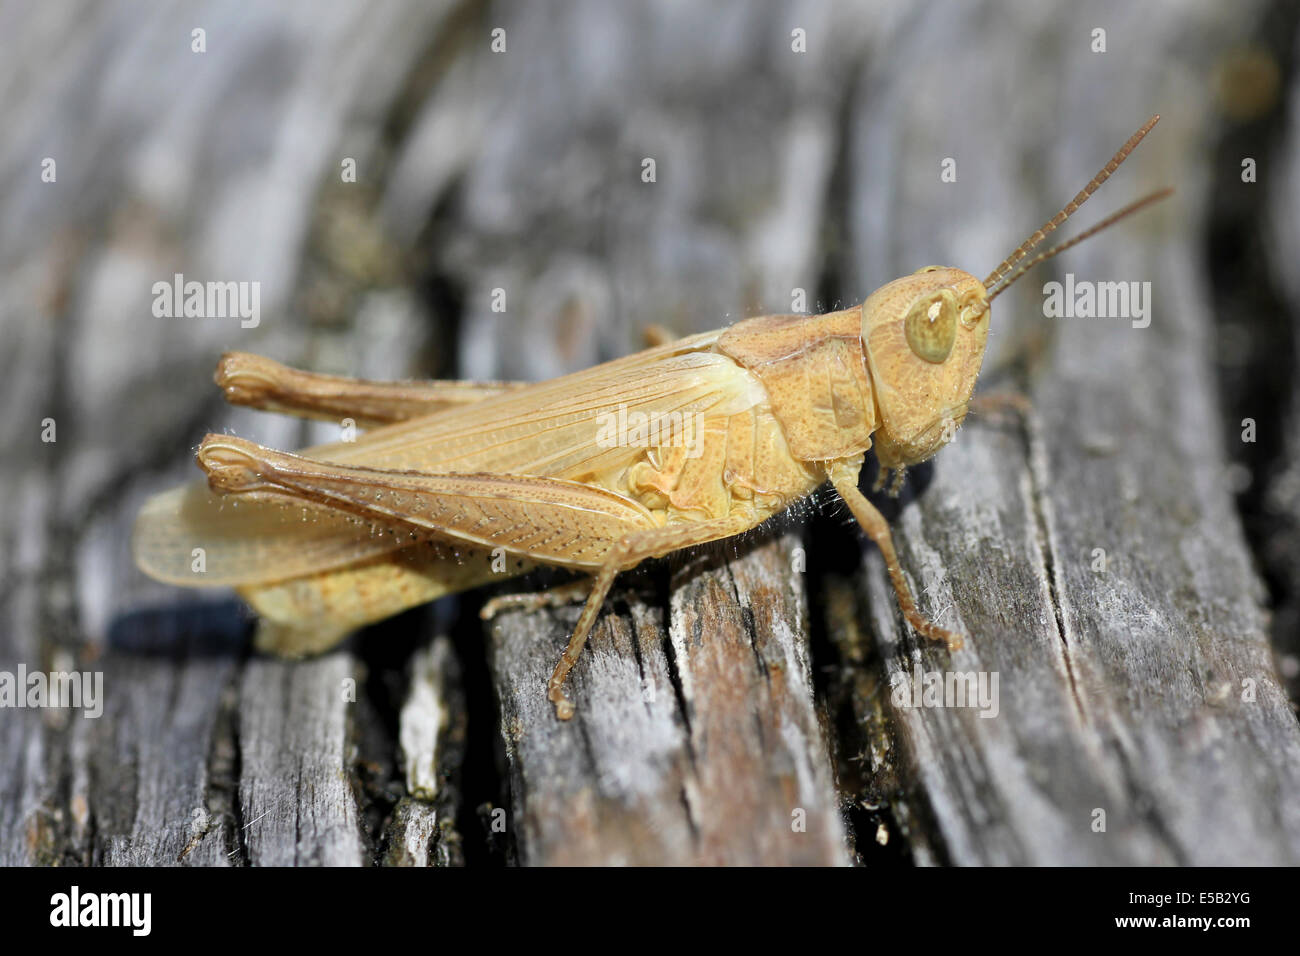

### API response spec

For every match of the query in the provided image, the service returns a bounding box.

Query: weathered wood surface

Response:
[0,0,468,867]
[1,0,1299,867]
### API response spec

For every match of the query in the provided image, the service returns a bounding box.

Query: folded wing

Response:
[134,331,767,586]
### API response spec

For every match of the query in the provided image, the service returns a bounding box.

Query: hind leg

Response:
[214,351,526,427]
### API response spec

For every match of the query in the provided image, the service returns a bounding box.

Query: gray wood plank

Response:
[457,0,869,864]
[1,0,1296,869]
[0,0,466,867]
[832,0,1300,864]
[488,529,846,865]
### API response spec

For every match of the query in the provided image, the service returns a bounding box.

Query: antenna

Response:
[982,114,1162,294]
[986,187,1173,302]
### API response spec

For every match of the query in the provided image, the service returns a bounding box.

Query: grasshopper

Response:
[134,116,1169,720]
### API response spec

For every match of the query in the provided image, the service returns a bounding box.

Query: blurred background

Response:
[1,0,1298,865]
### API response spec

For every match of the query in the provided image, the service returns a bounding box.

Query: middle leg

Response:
[544,515,754,720]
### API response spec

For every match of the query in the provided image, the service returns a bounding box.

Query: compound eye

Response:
[904,292,957,363]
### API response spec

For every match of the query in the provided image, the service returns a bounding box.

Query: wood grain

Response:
[1,0,1297,867]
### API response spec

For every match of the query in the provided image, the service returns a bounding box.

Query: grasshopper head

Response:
[861,266,990,469]
[860,117,1172,471]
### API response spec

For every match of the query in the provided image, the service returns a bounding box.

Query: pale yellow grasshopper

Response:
[134,116,1169,720]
